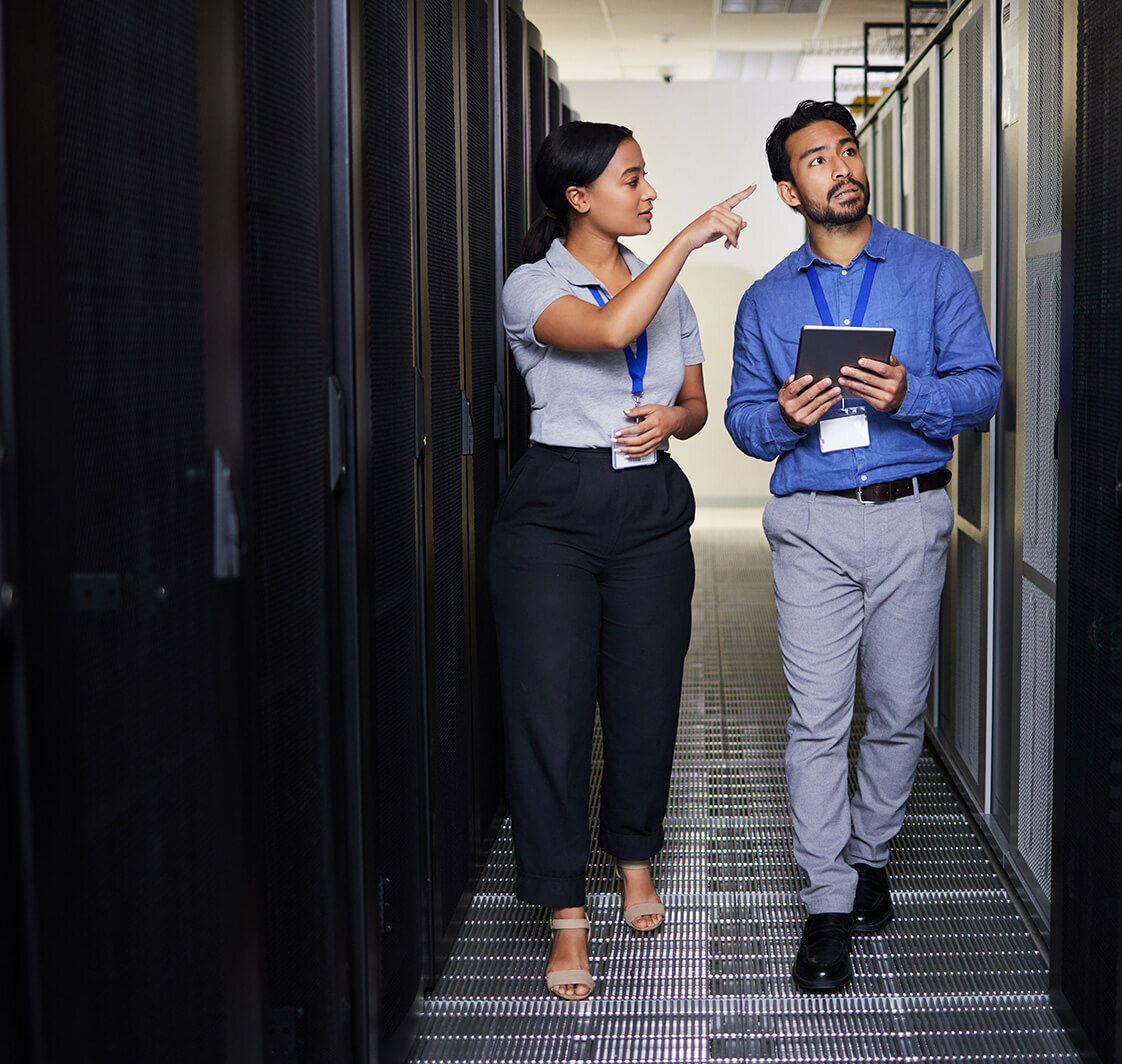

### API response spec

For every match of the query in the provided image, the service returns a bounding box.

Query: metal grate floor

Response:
[409,532,1079,1062]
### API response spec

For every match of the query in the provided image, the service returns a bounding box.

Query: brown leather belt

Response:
[823,466,951,504]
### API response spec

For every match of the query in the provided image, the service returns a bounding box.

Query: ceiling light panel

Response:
[719,0,822,13]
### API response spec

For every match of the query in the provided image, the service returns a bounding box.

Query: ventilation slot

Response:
[959,9,985,258]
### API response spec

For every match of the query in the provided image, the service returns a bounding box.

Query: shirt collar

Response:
[794,215,889,271]
[544,238,643,288]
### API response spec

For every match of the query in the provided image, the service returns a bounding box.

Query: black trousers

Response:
[488,445,695,908]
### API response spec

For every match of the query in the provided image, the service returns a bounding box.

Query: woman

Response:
[491,121,753,1001]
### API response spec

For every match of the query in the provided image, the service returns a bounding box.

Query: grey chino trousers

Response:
[762,484,955,914]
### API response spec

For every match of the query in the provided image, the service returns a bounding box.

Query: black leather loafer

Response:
[791,912,853,992]
[851,862,893,934]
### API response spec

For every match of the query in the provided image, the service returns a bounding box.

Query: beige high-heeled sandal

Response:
[546,915,594,1000]
[615,859,666,931]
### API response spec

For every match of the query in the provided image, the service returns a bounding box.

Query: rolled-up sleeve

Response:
[890,252,1002,438]
[725,288,804,460]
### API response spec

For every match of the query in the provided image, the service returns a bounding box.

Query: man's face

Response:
[779,120,869,227]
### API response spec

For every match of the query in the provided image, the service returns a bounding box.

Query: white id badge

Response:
[613,444,657,469]
[819,410,870,453]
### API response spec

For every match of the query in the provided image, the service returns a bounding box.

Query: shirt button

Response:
[860,475,867,481]
[842,269,848,275]
[843,318,851,325]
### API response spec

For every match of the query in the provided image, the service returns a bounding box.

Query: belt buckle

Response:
[855,484,877,505]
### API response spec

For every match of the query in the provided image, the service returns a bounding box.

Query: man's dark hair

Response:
[765,100,858,185]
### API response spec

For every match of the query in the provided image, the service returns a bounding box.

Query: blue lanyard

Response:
[588,286,648,398]
[805,257,879,327]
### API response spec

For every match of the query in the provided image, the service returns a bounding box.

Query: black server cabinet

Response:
[352,0,429,1057]
[416,0,476,971]
[500,0,532,466]
[0,12,29,1052]
[526,23,547,222]
[239,2,357,1061]
[1053,3,1122,1060]
[547,56,562,132]
[0,2,262,1060]
[0,47,29,1048]
[463,0,506,850]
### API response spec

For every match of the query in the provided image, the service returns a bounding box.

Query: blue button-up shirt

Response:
[725,217,1002,495]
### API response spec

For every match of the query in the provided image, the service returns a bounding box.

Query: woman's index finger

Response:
[725,184,757,208]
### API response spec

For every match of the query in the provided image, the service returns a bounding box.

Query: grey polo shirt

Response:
[501,238,704,449]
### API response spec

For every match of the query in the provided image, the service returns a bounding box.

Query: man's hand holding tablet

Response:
[838,352,908,413]
[778,372,842,432]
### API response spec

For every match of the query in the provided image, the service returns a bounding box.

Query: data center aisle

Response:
[408,529,1079,1063]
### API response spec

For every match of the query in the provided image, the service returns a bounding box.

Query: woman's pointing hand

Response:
[680,185,756,251]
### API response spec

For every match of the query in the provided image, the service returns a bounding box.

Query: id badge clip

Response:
[819,406,870,453]
[613,391,657,469]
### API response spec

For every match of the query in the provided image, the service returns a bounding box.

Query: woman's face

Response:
[571,138,657,237]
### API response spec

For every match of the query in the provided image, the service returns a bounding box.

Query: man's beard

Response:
[798,176,869,227]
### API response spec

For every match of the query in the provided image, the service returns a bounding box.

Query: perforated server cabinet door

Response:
[906,51,940,243]
[501,0,531,465]
[991,0,1064,933]
[0,10,27,1053]
[239,1,356,1059]
[862,118,877,224]
[1055,2,1122,1059]
[463,0,506,848]
[355,0,428,1052]
[417,0,476,970]
[874,95,901,229]
[526,23,546,221]
[546,55,561,132]
[935,0,993,808]
[0,2,260,1059]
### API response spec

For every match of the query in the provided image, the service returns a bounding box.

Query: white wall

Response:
[567,80,829,504]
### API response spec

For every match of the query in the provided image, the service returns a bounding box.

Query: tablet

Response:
[794,325,896,386]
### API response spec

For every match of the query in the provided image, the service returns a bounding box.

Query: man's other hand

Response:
[778,374,842,432]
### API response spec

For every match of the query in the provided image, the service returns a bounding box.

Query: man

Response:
[725,100,1001,992]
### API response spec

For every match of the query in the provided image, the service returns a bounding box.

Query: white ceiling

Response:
[521,0,943,83]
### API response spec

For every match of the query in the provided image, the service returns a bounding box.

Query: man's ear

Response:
[565,185,590,215]
[777,180,801,210]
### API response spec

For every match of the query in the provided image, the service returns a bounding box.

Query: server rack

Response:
[1,1,580,1059]
[238,1,357,1061]
[873,93,902,229]
[0,11,34,1063]
[857,8,1122,1058]
[858,0,1059,936]
[414,0,478,980]
[992,0,1067,933]
[462,0,506,855]
[526,22,547,223]
[902,47,940,243]
[349,0,430,1057]
[935,0,995,812]
[500,0,532,466]
[862,117,877,227]
[0,2,265,1059]
[1053,1,1122,1058]
[547,55,562,132]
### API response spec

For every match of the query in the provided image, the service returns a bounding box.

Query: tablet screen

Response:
[794,325,896,386]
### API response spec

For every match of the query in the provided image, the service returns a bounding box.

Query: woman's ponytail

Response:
[521,209,567,265]
[518,121,633,265]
